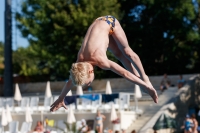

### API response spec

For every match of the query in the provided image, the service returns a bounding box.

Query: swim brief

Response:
[97,15,116,35]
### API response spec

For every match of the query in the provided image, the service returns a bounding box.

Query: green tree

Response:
[13,46,40,76]
[16,0,122,80]
[12,45,52,82]
[119,0,200,75]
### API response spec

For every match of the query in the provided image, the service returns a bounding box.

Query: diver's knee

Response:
[123,47,138,60]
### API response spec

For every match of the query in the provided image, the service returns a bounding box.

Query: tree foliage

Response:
[13,46,40,76]
[119,0,200,75]
[14,0,200,82]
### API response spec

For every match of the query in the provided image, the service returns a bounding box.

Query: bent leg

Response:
[108,36,156,98]
[108,36,140,77]
[112,19,149,82]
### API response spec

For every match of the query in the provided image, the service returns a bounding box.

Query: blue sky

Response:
[0,0,29,50]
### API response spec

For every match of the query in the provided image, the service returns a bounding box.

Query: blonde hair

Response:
[69,62,90,86]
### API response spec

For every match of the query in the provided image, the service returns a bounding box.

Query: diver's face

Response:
[83,63,94,87]
[85,71,94,86]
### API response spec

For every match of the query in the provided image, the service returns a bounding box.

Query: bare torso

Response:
[77,19,111,64]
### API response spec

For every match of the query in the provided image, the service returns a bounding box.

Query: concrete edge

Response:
[138,103,174,133]
[138,83,192,133]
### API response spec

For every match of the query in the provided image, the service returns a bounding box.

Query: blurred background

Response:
[0,1,200,133]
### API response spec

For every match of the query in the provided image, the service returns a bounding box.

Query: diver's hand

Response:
[145,84,158,103]
[50,96,67,112]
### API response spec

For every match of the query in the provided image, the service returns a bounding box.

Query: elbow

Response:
[98,60,110,70]
[130,53,140,61]
[124,47,139,61]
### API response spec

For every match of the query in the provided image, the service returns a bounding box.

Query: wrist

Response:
[58,95,65,100]
[140,82,148,88]
[144,84,149,89]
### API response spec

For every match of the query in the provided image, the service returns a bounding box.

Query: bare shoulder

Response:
[95,56,110,69]
[91,50,110,69]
